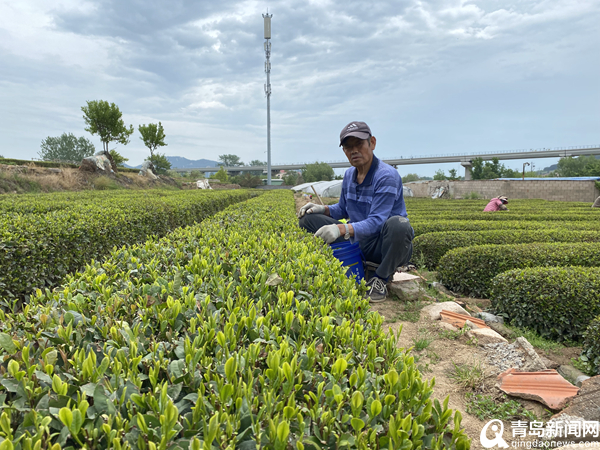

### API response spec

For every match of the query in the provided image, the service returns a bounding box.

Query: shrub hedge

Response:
[0,190,469,449]
[489,267,600,342]
[410,220,600,237]
[411,212,596,222]
[0,190,257,298]
[413,230,600,269]
[437,242,600,297]
[581,316,600,375]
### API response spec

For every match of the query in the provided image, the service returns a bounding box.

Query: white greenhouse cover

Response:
[312,180,343,198]
[290,181,328,192]
[293,181,414,199]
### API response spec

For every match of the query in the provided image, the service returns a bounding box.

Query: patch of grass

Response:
[504,324,568,351]
[413,251,428,270]
[394,299,425,323]
[448,360,485,390]
[439,325,470,340]
[571,357,596,376]
[464,192,482,200]
[94,176,121,190]
[412,335,434,352]
[424,283,454,302]
[465,393,541,422]
[427,349,441,364]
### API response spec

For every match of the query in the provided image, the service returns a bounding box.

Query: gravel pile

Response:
[485,342,524,372]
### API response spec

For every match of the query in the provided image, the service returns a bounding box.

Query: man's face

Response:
[342,136,376,169]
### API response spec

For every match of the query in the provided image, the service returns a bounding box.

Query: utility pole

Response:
[522,162,530,181]
[263,12,272,185]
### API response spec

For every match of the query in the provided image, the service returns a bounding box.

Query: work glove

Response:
[298,202,326,218]
[315,224,341,244]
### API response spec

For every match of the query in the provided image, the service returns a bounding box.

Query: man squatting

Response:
[298,121,414,302]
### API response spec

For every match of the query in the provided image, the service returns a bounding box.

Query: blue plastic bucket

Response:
[330,242,365,281]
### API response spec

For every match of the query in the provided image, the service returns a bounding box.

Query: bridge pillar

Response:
[461,161,473,181]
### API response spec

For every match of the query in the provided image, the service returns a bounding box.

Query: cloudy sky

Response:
[1,0,598,177]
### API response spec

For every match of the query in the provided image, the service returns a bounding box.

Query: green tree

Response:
[235,173,261,188]
[301,162,334,182]
[210,166,229,182]
[557,155,600,177]
[146,153,171,175]
[81,100,134,165]
[447,169,458,180]
[138,122,167,157]
[433,169,447,180]
[471,157,517,180]
[190,170,204,179]
[248,159,267,175]
[249,159,267,166]
[109,149,129,168]
[283,171,302,186]
[218,154,244,167]
[402,173,420,182]
[39,133,95,162]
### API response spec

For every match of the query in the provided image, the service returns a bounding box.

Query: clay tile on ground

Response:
[497,368,580,410]
[440,310,490,329]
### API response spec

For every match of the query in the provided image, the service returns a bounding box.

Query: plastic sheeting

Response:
[290,181,328,193]
[314,180,343,198]
[293,180,415,199]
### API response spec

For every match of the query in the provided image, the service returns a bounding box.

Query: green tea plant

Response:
[490,266,600,341]
[0,189,257,298]
[438,243,600,297]
[0,191,469,449]
[580,315,600,374]
[413,230,600,269]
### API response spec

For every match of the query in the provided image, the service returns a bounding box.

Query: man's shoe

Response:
[365,277,388,303]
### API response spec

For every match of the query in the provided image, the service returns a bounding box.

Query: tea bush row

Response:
[413,230,600,269]
[0,190,257,298]
[581,316,600,375]
[0,190,204,215]
[437,242,600,298]
[410,219,600,237]
[411,212,596,222]
[0,190,469,450]
[489,266,600,342]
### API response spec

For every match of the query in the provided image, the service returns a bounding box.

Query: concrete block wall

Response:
[405,180,600,202]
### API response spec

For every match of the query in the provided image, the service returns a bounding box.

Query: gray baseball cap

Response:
[339,121,371,146]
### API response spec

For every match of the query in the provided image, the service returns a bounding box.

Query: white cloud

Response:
[0,0,598,176]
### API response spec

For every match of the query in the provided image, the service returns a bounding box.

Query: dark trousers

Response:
[298,214,414,280]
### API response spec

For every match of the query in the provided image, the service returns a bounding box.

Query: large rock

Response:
[139,160,158,179]
[475,312,504,323]
[422,301,470,320]
[515,337,547,372]
[388,279,422,301]
[79,154,113,173]
[558,365,591,387]
[487,321,517,339]
[467,328,507,345]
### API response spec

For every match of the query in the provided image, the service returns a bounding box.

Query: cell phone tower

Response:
[263,12,272,185]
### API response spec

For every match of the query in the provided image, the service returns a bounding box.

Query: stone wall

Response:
[405,180,600,202]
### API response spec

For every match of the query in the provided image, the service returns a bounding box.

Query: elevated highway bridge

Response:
[172,145,600,180]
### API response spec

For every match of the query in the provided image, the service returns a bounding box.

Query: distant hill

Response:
[125,156,220,170]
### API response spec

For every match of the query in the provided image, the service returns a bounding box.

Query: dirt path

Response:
[372,300,493,448]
